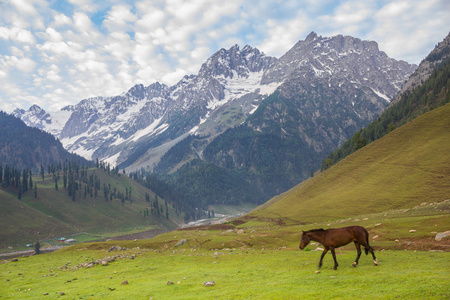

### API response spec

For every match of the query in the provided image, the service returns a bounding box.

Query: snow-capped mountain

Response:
[12,104,72,137]
[15,32,417,174]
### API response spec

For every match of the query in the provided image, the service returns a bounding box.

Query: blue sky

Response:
[1,0,449,113]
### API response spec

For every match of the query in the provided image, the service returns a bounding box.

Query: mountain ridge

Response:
[14,33,416,169]
[13,32,417,205]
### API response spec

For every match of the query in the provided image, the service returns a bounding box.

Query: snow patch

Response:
[103,152,121,166]
[131,117,166,142]
[371,88,391,101]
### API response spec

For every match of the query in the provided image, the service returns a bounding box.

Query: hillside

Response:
[0,111,90,171]
[249,102,450,224]
[0,167,181,252]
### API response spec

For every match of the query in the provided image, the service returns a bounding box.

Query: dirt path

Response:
[0,247,62,260]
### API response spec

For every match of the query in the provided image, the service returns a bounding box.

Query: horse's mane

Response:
[307,228,325,232]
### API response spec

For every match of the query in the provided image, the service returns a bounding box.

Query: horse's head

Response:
[299,231,310,250]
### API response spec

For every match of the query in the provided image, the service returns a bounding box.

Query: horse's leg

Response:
[330,248,338,270]
[366,245,378,266]
[318,248,329,269]
[361,240,378,266]
[353,241,362,267]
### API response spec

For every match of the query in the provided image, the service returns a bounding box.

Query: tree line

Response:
[0,160,134,204]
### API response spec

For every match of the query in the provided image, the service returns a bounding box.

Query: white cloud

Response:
[0,0,449,114]
[52,13,72,27]
[9,0,39,15]
[2,55,36,73]
[257,15,309,57]
[370,0,450,63]
[0,26,36,44]
[73,12,94,33]
[68,0,97,13]
[103,4,137,32]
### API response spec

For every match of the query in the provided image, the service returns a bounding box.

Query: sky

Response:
[0,0,449,113]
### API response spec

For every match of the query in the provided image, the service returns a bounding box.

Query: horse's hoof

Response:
[352,262,357,267]
[374,259,378,266]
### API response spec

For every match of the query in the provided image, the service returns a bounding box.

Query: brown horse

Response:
[299,226,377,270]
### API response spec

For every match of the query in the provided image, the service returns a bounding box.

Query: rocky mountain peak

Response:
[12,104,51,128]
[262,32,416,102]
[199,44,277,79]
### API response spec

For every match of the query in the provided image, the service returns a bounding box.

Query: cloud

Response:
[103,4,137,32]
[0,26,36,44]
[0,0,449,114]
[370,0,450,63]
[2,55,37,73]
[67,0,97,13]
[257,14,310,57]
[9,0,40,15]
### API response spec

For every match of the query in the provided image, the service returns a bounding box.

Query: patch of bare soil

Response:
[108,228,167,241]
[178,224,235,231]
[391,237,450,252]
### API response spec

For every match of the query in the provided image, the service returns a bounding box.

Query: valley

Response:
[1,27,449,300]
[1,102,449,299]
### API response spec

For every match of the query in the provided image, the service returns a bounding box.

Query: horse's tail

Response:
[364,228,369,255]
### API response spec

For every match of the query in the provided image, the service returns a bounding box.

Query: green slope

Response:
[0,168,182,252]
[249,102,450,224]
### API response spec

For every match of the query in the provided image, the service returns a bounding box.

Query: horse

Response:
[299,225,377,270]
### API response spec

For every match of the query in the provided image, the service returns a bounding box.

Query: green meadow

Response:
[1,228,449,299]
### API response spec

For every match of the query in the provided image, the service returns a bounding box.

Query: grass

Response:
[0,168,182,253]
[1,246,448,299]
[2,198,447,299]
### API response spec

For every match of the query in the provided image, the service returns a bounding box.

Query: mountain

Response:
[12,104,72,137]
[195,32,417,196]
[251,32,450,221]
[14,32,417,205]
[0,111,89,170]
[322,32,450,168]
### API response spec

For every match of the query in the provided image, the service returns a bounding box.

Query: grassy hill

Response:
[0,168,182,252]
[249,102,450,225]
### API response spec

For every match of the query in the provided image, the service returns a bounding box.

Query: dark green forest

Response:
[0,111,90,170]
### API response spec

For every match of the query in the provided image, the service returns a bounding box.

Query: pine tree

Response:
[3,164,9,187]
[63,173,67,188]
[29,170,32,190]
[34,242,41,254]
[17,181,22,199]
